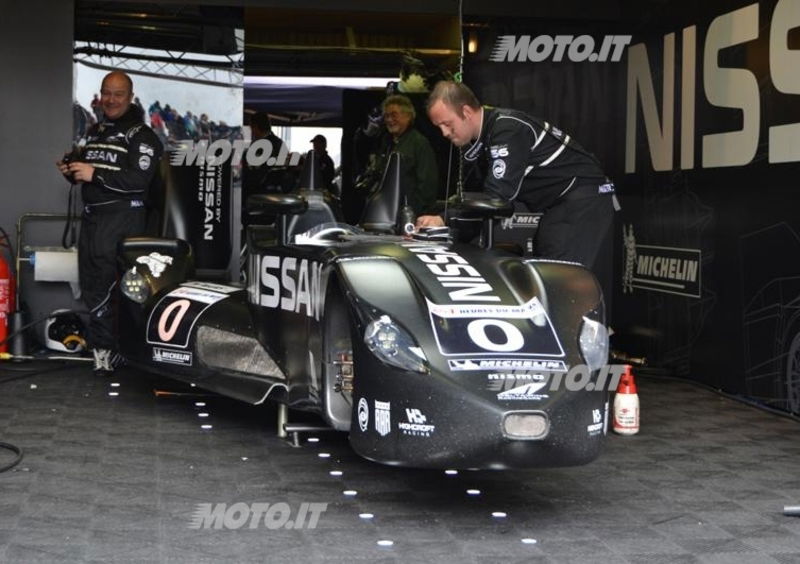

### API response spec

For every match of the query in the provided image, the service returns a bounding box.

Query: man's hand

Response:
[66,162,95,183]
[56,159,70,176]
[415,214,445,228]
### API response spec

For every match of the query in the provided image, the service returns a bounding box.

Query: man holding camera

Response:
[56,70,162,375]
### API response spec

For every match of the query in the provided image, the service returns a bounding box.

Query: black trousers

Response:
[534,184,616,317]
[78,208,146,350]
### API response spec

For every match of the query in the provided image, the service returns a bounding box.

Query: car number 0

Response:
[157,299,191,342]
[466,319,525,352]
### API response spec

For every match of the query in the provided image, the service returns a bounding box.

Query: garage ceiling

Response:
[74,0,661,78]
[244,7,460,77]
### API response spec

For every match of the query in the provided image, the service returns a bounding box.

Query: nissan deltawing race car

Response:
[116,184,610,470]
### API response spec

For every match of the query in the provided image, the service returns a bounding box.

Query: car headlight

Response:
[364,315,428,373]
[579,316,608,372]
[121,267,151,304]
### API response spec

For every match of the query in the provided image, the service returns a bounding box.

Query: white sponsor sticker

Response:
[492,158,506,179]
[152,347,193,366]
[448,358,568,372]
[490,145,509,158]
[357,398,369,432]
[587,408,603,436]
[136,252,173,278]
[497,382,548,400]
[374,400,391,437]
[181,281,240,294]
[399,408,435,437]
[167,286,230,304]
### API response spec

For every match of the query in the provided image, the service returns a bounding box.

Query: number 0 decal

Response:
[157,299,191,342]
[146,286,230,348]
[426,297,565,358]
[467,319,524,352]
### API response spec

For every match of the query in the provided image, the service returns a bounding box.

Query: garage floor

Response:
[1,360,799,564]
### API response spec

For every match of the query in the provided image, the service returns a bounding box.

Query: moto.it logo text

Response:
[170,139,302,167]
[490,35,632,63]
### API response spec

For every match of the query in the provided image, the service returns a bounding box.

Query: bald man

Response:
[57,71,163,375]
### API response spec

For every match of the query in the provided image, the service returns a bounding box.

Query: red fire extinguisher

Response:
[0,252,15,353]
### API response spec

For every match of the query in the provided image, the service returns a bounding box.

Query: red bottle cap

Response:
[616,365,638,394]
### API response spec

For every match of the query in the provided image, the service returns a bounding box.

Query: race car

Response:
[116,155,610,469]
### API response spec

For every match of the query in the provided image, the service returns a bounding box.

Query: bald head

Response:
[100,71,134,121]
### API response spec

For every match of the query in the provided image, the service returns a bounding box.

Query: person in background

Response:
[198,113,211,140]
[90,93,103,123]
[56,70,163,375]
[310,134,335,191]
[365,94,438,216]
[242,112,289,199]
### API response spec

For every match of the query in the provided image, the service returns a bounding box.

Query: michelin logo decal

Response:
[153,347,193,366]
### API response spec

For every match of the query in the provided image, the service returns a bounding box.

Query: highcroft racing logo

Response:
[170,139,302,167]
[490,35,632,63]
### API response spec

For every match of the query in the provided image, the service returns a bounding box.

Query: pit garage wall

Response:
[0,0,79,345]
[466,0,800,414]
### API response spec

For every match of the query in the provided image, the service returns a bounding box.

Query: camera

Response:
[61,146,83,183]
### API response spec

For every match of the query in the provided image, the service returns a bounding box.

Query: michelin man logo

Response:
[136,252,174,278]
[357,398,369,432]
[492,159,506,179]
[622,224,637,294]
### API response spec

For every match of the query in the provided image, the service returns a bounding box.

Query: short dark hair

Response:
[250,112,272,132]
[427,81,480,118]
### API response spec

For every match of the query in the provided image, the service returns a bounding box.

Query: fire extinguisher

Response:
[0,251,15,353]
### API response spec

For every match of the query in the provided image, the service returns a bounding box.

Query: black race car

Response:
[116,154,610,469]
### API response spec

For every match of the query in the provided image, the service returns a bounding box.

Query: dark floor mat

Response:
[1,361,799,563]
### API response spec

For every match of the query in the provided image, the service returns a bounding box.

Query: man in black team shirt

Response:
[418,80,616,308]
[57,70,163,375]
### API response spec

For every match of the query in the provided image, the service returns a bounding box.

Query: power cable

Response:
[0,441,22,473]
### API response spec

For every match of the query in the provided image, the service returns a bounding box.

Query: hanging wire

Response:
[438,0,469,222]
